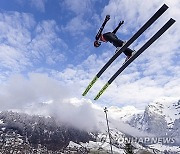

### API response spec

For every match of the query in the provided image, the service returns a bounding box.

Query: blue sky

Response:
[0,0,179,114]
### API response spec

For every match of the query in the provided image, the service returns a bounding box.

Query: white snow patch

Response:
[108,105,143,121]
[149,144,180,152]
[0,119,4,124]
[148,97,180,127]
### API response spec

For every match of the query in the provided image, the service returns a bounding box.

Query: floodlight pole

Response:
[104,107,113,154]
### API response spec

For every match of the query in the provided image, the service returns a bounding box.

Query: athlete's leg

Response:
[103,33,124,47]
[123,48,134,56]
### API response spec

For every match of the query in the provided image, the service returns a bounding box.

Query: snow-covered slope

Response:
[125,97,180,150]
[147,97,180,127]
[128,97,179,134]
[108,105,143,122]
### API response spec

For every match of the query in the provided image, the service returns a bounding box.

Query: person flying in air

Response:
[94,17,134,62]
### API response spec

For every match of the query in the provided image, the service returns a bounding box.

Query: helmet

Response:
[94,40,101,47]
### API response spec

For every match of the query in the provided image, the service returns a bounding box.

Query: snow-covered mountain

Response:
[128,97,180,144]
[92,97,180,153]
[0,97,179,153]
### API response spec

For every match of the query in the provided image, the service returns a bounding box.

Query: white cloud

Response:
[0,45,31,71]
[0,11,68,73]
[62,0,92,15]
[0,72,179,133]
[61,16,92,36]
[60,0,96,36]
[0,12,35,71]
[0,12,34,46]
[47,98,99,131]
[29,20,67,64]
[16,0,47,12]
[0,73,68,110]
[30,0,47,12]
[0,73,98,131]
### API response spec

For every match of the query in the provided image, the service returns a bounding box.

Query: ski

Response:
[94,18,176,100]
[82,4,168,96]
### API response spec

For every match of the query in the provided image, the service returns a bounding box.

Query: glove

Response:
[119,20,124,26]
[105,15,110,21]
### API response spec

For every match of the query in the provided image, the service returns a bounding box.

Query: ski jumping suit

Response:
[102,24,133,56]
